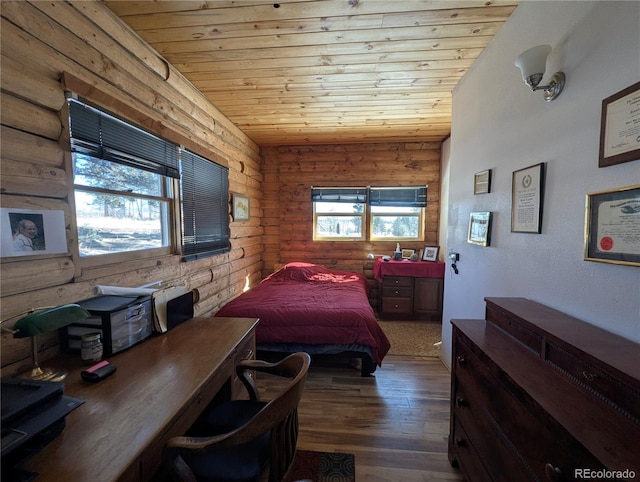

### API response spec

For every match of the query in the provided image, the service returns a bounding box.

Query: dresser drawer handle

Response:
[456,356,466,367]
[454,437,466,448]
[582,371,598,381]
[544,463,562,481]
[456,397,467,407]
[394,290,400,294]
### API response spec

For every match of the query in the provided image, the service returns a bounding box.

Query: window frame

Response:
[71,156,177,265]
[369,206,425,242]
[65,95,230,271]
[312,186,427,242]
[311,187,367,241]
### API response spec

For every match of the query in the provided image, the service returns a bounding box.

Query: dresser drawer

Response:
[382,286,412,298]
[449,418,492,482]
[381,297,412,313]
[453,326,606,482]
[546,342,640,423]
[382,276,412,287]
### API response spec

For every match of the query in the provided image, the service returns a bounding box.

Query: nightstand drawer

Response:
[382,276,412,287]
[382,286,412,298]
[381,297,412,313]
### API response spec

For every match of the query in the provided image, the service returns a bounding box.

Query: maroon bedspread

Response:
[214,263,390,365]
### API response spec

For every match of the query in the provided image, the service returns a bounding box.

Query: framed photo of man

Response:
[0,208,67,258]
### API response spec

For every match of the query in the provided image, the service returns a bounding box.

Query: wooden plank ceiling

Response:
[104,0,520,146]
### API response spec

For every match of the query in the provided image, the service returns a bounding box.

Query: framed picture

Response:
[599,81,640,168]
[421,246,439,261]
[511,163,545,233]
[401,249,415,259]
[584,185,640,266]
[474,169,492,194]
[0,208,68,258]
[468,212,492,247]
[232,193,250,221]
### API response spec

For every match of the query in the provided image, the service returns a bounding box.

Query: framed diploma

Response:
[584,185,640,266]
[511,163,545,234]
[599,81,640,167]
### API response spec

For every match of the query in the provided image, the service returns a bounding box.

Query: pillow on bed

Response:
[266,262,362,284]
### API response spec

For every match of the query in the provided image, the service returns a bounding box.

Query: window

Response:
[68,98,230,262]
[369,186,427,241]
[68,99,177,258]
[312,188,367,240]
[312,186,427,241]
[180,149,230,260]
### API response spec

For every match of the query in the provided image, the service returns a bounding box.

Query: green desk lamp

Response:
[12,304,91,381]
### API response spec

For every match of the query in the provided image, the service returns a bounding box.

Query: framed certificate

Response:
[599,82,640,167]
[584,185,640,266]
[511,163,545,234]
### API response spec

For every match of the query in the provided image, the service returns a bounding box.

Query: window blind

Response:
[369,186,428,208]
[310,187,368,203]
[68,98,180,179]
[180,149,230,260]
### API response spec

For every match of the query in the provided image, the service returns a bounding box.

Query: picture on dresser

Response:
[401,249,415,259]
[422,246,439,261]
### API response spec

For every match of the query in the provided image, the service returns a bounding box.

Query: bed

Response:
[214,262,391,376]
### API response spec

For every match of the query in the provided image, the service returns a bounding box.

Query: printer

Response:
[1,378,83,481]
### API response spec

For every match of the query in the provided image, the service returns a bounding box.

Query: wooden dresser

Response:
[449,297,640,481]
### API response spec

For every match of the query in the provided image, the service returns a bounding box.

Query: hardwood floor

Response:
[257,354,464,481]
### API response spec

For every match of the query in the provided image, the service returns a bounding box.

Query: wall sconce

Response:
[514,45,565,101]
[3,304,91,381]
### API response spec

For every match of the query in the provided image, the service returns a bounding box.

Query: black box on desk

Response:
[63,295,153,357]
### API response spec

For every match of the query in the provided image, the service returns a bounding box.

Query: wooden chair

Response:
[163,352,311,482]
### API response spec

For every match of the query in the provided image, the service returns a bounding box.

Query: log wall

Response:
[0,1,442,374]
[261,142,442,279]
[0,1,262,372]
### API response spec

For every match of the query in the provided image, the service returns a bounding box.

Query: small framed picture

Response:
[421,246,439,261]
[474,169,492,194]
[232,193,250,221]
[401,249,415,259]
[468,212,492,247]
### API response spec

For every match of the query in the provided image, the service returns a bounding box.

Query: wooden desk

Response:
[22,316,258,482]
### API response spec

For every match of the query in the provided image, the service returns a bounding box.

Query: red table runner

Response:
[373,258,445,282]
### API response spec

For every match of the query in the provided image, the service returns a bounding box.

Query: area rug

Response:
[378,320,442,357]
[283,450,355,482]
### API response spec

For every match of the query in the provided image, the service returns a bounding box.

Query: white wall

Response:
[440,0,640,369]
[439,136,451,262]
